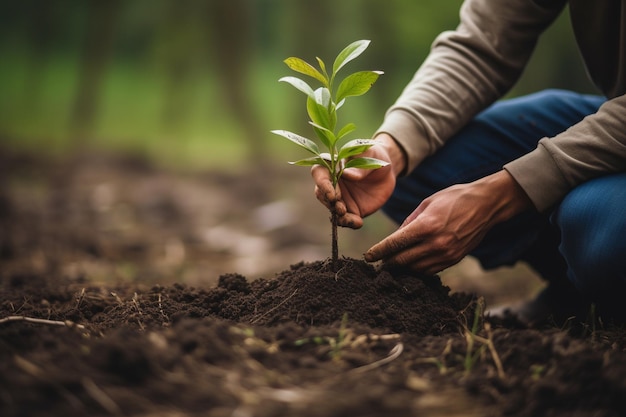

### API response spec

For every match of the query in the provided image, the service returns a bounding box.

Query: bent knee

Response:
[553,175,626,298]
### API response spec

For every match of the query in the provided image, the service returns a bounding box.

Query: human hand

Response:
[364,170,533,274]
[312,134,405,229]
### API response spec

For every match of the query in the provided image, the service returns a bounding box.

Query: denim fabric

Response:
[551,173,626,313]
[381,89,625,310]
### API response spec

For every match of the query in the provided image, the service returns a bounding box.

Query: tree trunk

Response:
[70,0,120,142]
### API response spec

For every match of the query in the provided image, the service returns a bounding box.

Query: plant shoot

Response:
[272,40,387,271]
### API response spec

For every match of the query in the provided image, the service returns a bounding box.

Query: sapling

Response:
[272,40,387,271]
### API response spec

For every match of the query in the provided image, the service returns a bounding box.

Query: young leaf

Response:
[313,87,331,107]
[336,123,357,140]
[332,40,370,75]
[306,91,334,131]
[316,57,329,80]
[336,71,383,102]
[309,121,336,148]
[344,156,389,170]
[338,139,377,160]
[279,76,315,98]
[284,57,327,86]
[289,155,332,167]
[271,130,320,155]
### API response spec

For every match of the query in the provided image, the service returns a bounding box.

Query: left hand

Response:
[364,170,533,274]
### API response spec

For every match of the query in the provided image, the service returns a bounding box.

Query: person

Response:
[312,0,626,325]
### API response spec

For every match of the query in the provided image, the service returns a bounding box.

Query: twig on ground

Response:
[0,315,86,331]
[157,293,170,326]
[132,292,145,330]
[475,323,506,379]
[414,338,453,375]
[250,289,298,324]
[110,292,123,305]
[349,342,404,374]
[75,288,86,310]
[14,355,86,412]
[82,377,122,415]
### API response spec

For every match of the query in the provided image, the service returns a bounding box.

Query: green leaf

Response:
[332,40,370,75]
[336,71,383,102]
[307,88,335,131]
[284,57,327,86]
[338,139,376,160]
[337,123,357,140]
[316,57,329,80]
[290,155,331,167]
[313,87,331,107]
[309,121,335,148]
[271,130,320,155]
[307,96,331,130]
[344,156,389,170]
[279,76,315,97]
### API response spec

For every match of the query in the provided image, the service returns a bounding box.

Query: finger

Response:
[408,260,453,276]
[340,165,371,182]
[364,228,416,262]
[381,241,431,267]
[315,184,348,214]
[337,212,363,229]
[388,244,463,275]
[314,185,332,209]
[311,166,338,204]
[410,255,463,275]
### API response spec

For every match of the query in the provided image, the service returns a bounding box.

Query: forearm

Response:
[505,94,626,211]
[376,0,564,174]
[477,170,534,225]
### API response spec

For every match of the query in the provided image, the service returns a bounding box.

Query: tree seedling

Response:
[272,40,387,271]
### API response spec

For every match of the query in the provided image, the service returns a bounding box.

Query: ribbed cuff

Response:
[503,140,569,212]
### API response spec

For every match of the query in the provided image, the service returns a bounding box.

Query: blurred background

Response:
[0,0,597,167]
[0,0,599,305]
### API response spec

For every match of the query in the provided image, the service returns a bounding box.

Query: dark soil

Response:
[2,148,626,417]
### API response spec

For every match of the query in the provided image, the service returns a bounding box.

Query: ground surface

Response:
[2,149,626,417]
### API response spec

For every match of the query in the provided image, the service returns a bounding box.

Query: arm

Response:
[377,0,566,173]
[505,94,626,211]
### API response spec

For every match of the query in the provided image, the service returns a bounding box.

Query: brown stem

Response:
[331,204,339,272]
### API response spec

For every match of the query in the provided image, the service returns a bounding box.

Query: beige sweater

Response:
[376,0,626,211]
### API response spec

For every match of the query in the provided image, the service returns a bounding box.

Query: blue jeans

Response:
[382,89,626,316]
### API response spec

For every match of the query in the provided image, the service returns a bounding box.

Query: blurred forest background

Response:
[0,0,598,171]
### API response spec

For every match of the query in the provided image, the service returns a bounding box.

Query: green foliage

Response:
[272,40,388,188]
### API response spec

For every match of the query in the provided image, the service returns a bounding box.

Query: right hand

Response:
[311,133,406,229]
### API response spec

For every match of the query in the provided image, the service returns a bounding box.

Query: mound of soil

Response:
[217,259,473,335]
[3,149,626,417]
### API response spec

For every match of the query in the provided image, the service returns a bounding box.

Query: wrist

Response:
[480,170,534,222]
[374,133,407,177]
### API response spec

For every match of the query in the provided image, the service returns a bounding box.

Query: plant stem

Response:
[331,203,339,272]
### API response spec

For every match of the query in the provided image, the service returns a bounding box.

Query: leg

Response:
[552,173,626,319]
[383,89,605,274]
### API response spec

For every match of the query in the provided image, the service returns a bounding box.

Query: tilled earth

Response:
[2,149,626,417]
